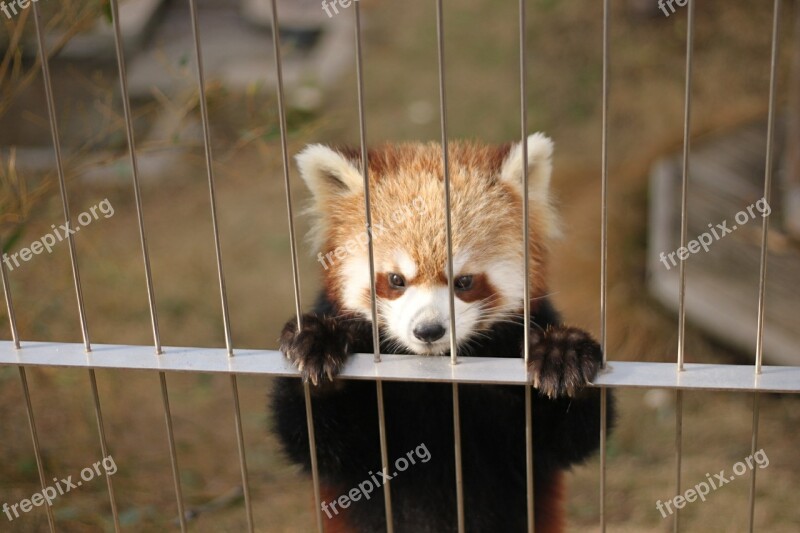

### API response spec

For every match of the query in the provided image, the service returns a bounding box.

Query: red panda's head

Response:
[297,134,558,355]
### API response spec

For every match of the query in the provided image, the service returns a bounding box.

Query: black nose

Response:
[413,322,446,343]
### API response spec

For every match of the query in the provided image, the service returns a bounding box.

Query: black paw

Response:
[280,314,352,386]
[527,326,602,398]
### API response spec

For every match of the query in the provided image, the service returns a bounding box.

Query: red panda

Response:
[271,134,614,532]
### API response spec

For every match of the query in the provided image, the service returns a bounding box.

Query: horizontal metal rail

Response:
[1,341,798,392]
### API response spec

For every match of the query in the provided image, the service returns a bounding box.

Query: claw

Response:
[527,326,601,398]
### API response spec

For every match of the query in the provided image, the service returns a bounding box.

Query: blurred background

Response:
[0,0,798,531]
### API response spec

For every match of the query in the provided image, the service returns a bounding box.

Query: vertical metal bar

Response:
[755,0,780,377]
[2,246,55,531]
[0,242,20,351]
[436,0,457,367]
[32,5,121,529]
[87,369,121,533]
[109,5,187,529]
[229,373,253,528]
[159,373,188,531]
[524,384,534,532]
[32,0,89,352]
[108,0,161,354]
[518,1,535,531]
[599,0,610,530]
[354,3,395,530]
[268,1,323,531]
[750,2,781,528]
[435,1,464,531]
[302,381,325,532]
[599,390,608,531]
[674,2,696,531]
[374,382,393,527]
[187,1,253,529]
[747,392,761,532]
[677,0,695,374]
[519,2,531,367]
[187,0,232,355]
[599,0,610,370]
[107,2,187,528]
[354,0,381,366]
[269,0,303,327]
[18,368,57,532]
[674,389,684,533]
[451,382,464,530]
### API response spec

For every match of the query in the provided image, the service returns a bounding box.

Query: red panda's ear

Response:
[296,144,364,200]
[499,132,554,204]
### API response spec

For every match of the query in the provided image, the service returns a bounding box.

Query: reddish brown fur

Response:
[536,471,566,533]
[316,141,553,315]
[454,273,496,304]
[320,484,357,533]
[374,273,405,301]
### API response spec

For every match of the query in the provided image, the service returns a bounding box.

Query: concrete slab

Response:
[125,0,355,110]
[647,119,800,366]
[2,0,167,59]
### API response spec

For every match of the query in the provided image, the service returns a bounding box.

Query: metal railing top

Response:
[2,341,798,393]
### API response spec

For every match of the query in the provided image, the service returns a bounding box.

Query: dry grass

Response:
[0,0,798,531]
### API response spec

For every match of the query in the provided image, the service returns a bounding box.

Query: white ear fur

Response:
[296,144,364,200]
[499,132,554,204]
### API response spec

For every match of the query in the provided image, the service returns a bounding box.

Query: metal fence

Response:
[0,0,796,532]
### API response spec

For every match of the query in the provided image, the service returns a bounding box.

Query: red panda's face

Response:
[370,249,525,355]
[297,135,558,355]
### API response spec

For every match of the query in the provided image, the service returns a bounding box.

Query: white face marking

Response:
[452,250,471,277]
[341,252,371,312]
[382,286,484,355]
[393,250,417,280]
[339,249,526,355]
[484,258,524,312]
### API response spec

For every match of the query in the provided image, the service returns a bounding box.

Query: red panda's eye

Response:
[388,273,406,289]
[454,275,474,291]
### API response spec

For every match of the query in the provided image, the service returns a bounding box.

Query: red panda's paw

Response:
[527,326,602,399]
[280,314,352,386]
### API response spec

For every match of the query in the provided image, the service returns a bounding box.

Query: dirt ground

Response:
[1,0,798,531]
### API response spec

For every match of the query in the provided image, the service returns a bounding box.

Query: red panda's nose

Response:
[413,322,446,343]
